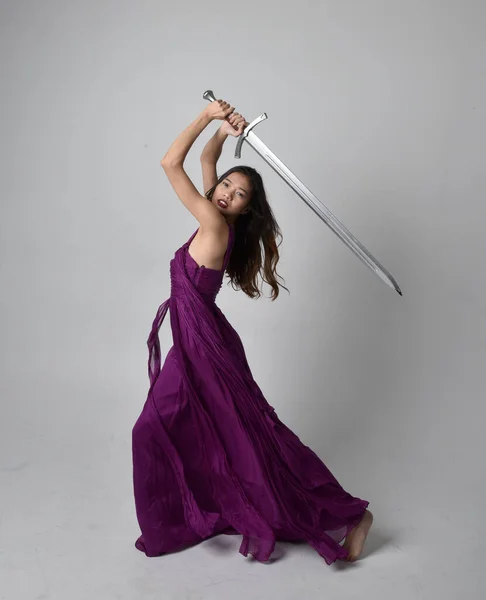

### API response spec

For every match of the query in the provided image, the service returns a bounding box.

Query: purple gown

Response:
[132,223,369,564]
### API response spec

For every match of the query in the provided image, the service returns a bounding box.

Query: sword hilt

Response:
[202,89,267,159]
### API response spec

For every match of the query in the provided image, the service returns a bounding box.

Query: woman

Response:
[132,99,373,565]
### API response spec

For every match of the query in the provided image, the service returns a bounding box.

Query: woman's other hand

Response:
[203,99,235,122]
[220,112,249,137]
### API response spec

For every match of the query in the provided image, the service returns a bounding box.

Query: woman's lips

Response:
[217,200,228,208]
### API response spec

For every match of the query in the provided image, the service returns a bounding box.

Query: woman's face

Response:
[212,172,252,220]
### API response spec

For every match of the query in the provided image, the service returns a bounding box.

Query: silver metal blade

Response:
[244,131,402,295]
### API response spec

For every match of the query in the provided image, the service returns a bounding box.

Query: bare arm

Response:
[200,127,228,194]
[161,109,228,230]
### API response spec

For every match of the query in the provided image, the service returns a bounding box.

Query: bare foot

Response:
[342,509,373,561]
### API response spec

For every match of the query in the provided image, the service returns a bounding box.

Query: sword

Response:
[203,89,402,296]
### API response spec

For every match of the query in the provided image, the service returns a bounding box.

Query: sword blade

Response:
[244,131,402,296]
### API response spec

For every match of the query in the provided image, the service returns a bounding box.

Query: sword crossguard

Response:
[202,89,267,159]
[234,113,267,159]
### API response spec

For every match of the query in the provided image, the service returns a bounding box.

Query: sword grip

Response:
[202,89,239,132]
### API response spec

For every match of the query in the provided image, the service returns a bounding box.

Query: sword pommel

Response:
[203,90,217,103]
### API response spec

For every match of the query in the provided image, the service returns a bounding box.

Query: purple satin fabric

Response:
[132,224,369,564]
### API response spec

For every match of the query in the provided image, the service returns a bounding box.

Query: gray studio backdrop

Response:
[1,1,484,599]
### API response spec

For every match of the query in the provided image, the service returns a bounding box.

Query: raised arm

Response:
[200,127,229,195]
[160,101,234,229]
[200,112,249,195]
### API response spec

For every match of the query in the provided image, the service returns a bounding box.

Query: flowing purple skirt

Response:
[132,224,369,564]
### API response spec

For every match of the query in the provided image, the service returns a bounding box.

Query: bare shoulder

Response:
[188,221,230,270]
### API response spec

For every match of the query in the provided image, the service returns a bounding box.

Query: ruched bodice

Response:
[169,224,235,305]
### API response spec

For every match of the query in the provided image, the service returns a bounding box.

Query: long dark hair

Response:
[205,165,289,301]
